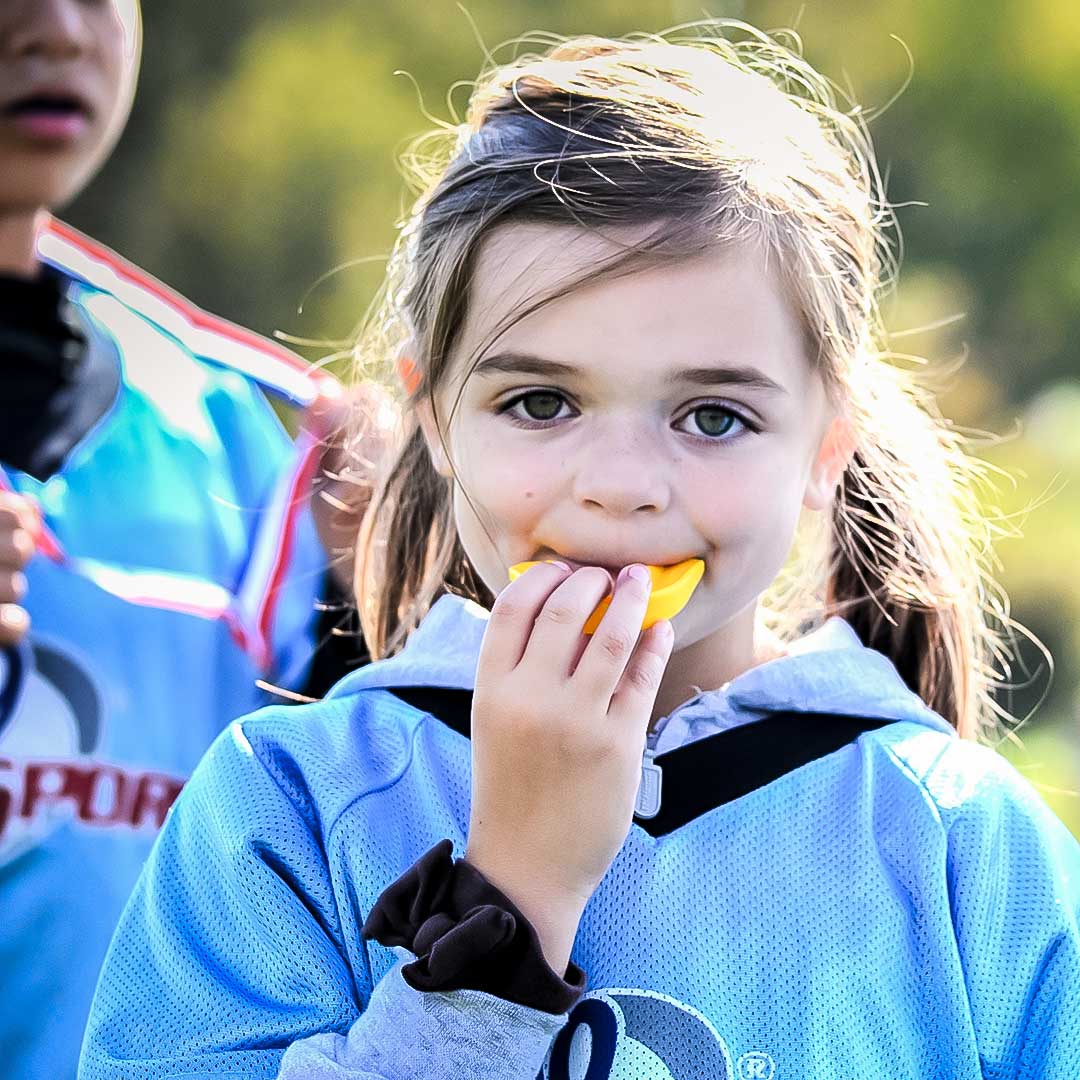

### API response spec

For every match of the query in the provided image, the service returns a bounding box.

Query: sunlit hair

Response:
[351,23,1029,742]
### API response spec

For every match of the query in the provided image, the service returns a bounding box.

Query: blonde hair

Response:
[352,23,1021,741]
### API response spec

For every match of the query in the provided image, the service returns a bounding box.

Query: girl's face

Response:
[420,223,848,653]
[0,0,139,213]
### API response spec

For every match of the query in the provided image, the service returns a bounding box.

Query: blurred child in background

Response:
[0,1,383,1075]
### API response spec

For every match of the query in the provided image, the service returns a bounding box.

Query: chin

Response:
[2,164,93,213]
[665,610,706,651]
[670,590,743,648]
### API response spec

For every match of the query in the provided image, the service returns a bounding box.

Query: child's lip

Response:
[1,83,97,122]
[558,558,622,576]
[536,553,698,576]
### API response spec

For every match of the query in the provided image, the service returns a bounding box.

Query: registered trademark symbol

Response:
[737,1050,776,1080]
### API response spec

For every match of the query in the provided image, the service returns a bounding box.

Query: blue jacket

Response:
[1,222,329,1079]
[81,593,1080,1079]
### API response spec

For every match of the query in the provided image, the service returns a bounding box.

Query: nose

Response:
[570,419,671,516]
[5,0,92,61]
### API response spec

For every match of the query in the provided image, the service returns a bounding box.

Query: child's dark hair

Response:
[353,25,1019,741]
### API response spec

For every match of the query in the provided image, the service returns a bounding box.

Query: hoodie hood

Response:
[329,594,955,747]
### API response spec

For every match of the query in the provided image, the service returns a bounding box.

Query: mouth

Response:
[535,552,700,578]
[511,554,707,634]
[2,90,95,142]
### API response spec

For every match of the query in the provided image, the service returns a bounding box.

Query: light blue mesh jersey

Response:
[81,594,1080,1080]
[1,223,328,1080]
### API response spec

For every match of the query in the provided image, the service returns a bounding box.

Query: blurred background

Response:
[67,0,1079,834]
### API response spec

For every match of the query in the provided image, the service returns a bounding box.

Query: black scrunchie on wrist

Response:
[362,840,586,1015]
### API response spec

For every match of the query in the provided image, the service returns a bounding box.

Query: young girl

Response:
[80,26,1079,1080]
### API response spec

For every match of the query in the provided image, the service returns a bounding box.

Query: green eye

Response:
[693,406,737,438]
[519,392,563,421]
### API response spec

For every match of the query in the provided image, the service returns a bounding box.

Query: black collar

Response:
[0,266,121,480]
[388,686,893,838]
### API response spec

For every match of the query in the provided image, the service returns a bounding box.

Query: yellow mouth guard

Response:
[507,557,704,635]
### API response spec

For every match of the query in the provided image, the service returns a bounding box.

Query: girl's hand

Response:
[0,492,35,646]
[465,561,675,975]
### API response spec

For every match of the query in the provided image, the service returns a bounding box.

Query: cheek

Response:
[449,429,562,587]
[455,421,562,520]
[691,446,808,566]
[91,11,139,153]
[97,52,136,151]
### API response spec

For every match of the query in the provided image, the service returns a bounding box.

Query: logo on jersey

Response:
[541,987,735,1079]
[0,639,183,864]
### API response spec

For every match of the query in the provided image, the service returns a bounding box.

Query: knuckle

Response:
[548,726,579,761]
[12,531,34,564]
[512,705,547,738]
[596,625,635,660]
[475,687,544,737]
[473,682,512,714]
[549,718,604,762]
[537,602,578,628]
[625,659,661,694]
[0,571,26,603]
[488,595,523,625]
[581,730,618,763]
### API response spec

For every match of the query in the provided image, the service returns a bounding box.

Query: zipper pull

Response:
[634,740,663,820]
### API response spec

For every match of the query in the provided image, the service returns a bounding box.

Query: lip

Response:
[535,552,700,577]
[1,84,96,144]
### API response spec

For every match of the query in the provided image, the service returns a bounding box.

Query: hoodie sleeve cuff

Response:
[278,960,568,1080]
[362,839,586,1014]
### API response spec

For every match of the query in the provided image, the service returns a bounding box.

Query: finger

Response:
[520,567,614,678]
[0,494,38,535]
[608,619,675,729]
[0,604,29,646]
[0,528,35,570]
[305,380,397,468]
[571,564,653,699]
[476,561,574,678]
[302,387,346,442]
[0,491,28,512]
[0,570,27,606]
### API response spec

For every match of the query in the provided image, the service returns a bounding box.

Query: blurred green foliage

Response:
[69,0,1079,833]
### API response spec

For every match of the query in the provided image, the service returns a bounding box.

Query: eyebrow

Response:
[471,351,788,394]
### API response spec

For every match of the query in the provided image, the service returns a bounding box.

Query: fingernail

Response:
[548,561,572,573]
[627,564,650,585]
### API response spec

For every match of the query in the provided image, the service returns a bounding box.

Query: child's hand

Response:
[303,379,397,595]
[0,492,35,646]
[465,560,675,975]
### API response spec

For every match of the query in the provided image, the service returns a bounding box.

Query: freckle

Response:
[524,491,534,499]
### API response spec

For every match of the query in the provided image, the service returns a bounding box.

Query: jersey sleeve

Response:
[77,712,567,1080]
[201,369,326,689]
[941,747,1080,1078]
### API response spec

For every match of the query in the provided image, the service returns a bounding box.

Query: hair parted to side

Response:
[352,21,1029,742]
